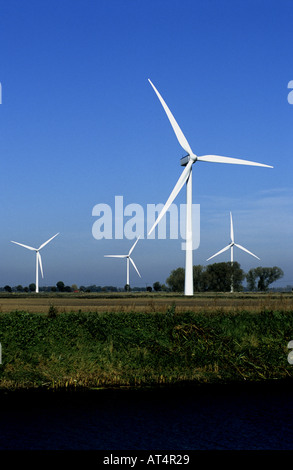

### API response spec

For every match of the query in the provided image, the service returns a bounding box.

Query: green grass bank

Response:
[0,307,293,390]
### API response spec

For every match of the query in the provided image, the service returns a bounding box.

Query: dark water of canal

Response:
[0,380,292,451]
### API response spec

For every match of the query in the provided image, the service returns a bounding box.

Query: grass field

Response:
[0,292,292,390]
[0,291,292,314]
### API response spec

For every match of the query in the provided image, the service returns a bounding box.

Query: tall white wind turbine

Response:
[207,212,260,292]
[11,233,59,293]
[147,79,273,296]
[104,237,141,287]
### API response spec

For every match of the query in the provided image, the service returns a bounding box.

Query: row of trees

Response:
[3,281,77,293]
[2,263,284,294]
[2,282,153,293]
[165,262,284,292]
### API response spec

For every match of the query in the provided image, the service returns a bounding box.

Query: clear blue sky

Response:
[0,0,292,288]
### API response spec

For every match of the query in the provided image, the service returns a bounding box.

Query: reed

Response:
[0,308,292,390]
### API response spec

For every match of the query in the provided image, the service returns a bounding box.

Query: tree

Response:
[124,284,130,292]
[29,283,36,292]
[4,285,12,293]
[16,285,23,292]
[166,267,185,292]
[246,266,284,291]
[246,269,257,291]
[203,262,244,292]
[153,281,162,292]
[166,263,245,292]
[161,284,169,292]
[56,281,65,292]
[193,265,207,292]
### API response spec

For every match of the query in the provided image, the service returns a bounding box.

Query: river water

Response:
[0,381,292,452]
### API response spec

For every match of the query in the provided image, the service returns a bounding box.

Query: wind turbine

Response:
[11,233,59,293]
[104,237,141,288]
[207,212,260,292]
[147,79,273,296]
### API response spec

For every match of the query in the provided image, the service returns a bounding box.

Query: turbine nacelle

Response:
[180,154,197,166]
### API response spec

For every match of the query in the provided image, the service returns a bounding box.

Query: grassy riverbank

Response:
[0,306,292,390]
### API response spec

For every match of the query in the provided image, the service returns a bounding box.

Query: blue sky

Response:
[0,0,292,288]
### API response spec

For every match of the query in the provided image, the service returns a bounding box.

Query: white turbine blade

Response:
[148,159,193,235]
[230,212,234,243]
[128,236,140,256]
[11,241,36,251]
[148,79,193,155]
[207,244,231,261]
[197,155,273,168]
[234,243,260,260]
[37,252,44,278]
[104,255,127,258]
[38,232,59,250]
[129,257,141,278]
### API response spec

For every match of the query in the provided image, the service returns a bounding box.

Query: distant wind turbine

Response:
[11,233,59,293]
[104,237,141,287]
[147,79,272,296]
[207,212,260,292]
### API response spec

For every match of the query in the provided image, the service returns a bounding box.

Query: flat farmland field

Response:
[0,292,292,314]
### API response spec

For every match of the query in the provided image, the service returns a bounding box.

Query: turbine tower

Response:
[104,237,141,288]
[207,212,260,292]
[147,79,272,296]
[11,233,59,293]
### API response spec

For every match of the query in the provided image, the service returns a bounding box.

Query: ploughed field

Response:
[0,291,292,314]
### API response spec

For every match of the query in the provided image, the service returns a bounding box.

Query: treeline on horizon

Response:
[0,262,288,294]
[0,280,155,294]
[166,262,285,293]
